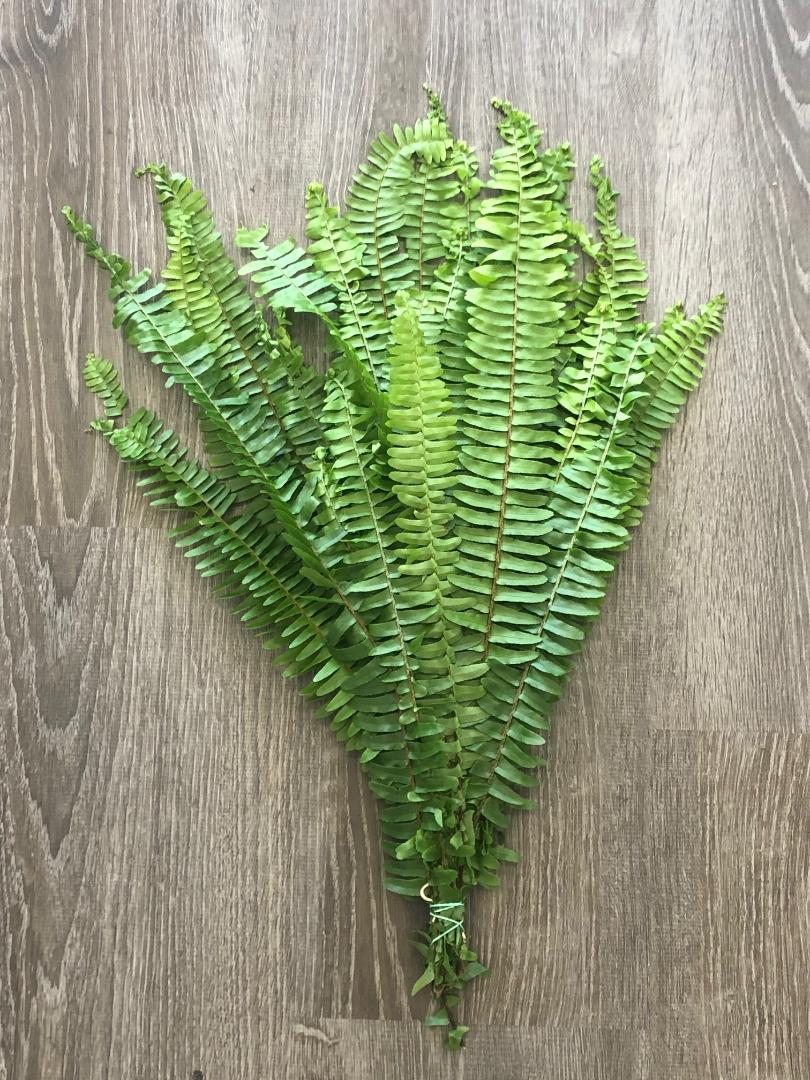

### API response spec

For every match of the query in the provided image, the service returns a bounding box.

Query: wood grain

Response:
[1,0,808,1076]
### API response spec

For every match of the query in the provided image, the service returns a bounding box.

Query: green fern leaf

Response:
[63,208,313,510]
[99,403,386,711]
[622,294,727,525]
[468,331,653,828]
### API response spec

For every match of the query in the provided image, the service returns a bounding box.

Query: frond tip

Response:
[83,353,128,419]
[423,83,447,120]
[62,206,132,281]
[65,93,726,1050]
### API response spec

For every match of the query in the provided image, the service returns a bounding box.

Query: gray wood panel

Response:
[1,0,808,1076]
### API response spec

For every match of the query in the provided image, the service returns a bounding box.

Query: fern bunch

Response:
[64,90,725,1049]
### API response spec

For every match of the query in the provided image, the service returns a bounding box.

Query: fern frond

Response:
[621,294,727,525]
[387,296,459,658]
[343,122,438,318]
[387,300,462,721]
[467,293,723,853]
[97,406,393,723]
[576,159,649,324]
[396,90,484,407]
[449,100,577,676]
[343,87,481,329]
[64,208,309,508]
[400,126,473,293]
[320,359,468,891]
[319,366,415,703]
[62,206,132,282]
[417,126,484,407]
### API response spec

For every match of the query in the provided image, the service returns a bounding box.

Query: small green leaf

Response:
[424,1008,450,1027]
[447,1024,470,1050]
[411,965,435,996]
[462,961,489,981]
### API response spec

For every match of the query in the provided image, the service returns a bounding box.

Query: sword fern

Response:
[64,90,725,1049]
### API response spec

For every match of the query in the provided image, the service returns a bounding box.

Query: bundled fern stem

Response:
[64,88,724,1049]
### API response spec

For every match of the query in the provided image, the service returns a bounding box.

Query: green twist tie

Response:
[429,901,464,944]
[429,905,465,947]
[420,884,465,945]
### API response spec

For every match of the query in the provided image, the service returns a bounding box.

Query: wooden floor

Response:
[1,0,809,1077]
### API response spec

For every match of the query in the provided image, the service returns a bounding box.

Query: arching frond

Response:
[467,332,653,837]
[448,101,578,681]
[622,294,727,525]
[102,407,347,663]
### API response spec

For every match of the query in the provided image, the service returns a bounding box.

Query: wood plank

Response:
[0,0,808,1076]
